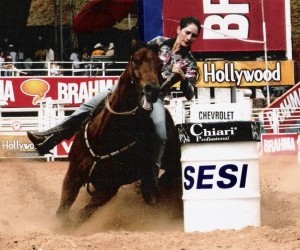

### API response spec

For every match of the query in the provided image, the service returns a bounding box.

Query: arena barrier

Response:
[0,97,76,160]
[1,87,299,159]
[175,96,261,232]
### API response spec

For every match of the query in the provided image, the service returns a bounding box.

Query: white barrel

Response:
[178,122,261,232]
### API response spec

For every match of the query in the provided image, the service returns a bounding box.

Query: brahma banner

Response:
[261,133,298,155]
[0,76,119,108]
[163,0,287,52]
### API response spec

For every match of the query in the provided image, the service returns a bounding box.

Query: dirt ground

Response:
[0,155,300,250]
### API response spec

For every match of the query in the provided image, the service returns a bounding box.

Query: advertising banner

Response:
[56,137,74,157]
[176,121,261,144]
[189,102,252,123]
[163,0,287,52]
[261,133,298,155]
[197,60,295,87]
[0,134,38,158]
[0,76,119,108]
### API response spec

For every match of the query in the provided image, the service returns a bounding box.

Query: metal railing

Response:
[1,59,299,134]
[0,58,128,77]
[252,107,300,133]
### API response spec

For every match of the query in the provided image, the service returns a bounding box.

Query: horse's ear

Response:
[147,44,159,54]
[130,42,159,58]
[130,41,147,55]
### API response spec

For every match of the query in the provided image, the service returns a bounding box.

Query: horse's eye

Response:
[133,59,141,66]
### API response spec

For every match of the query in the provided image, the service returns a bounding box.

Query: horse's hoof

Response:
[141,186,160,205]
[56,214,73,229]
[143,192,158,205]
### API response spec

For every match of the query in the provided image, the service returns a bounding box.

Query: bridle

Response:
[84,73,143,192]
[105,92,138,116]
[104,70,141,116]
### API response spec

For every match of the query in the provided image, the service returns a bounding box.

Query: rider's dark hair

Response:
[180,16,201,34]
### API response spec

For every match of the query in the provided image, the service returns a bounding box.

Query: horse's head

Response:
[128,43,162,110]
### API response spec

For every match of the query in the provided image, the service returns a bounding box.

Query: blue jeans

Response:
[61,90,167,169]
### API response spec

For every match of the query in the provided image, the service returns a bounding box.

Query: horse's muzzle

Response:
[141,84,160,111]
[143,84,160,103]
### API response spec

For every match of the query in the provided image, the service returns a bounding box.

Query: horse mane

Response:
[88,63,138,139]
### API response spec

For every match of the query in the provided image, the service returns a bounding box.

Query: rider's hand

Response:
[172,63,185,80]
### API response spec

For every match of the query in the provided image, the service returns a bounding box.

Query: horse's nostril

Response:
[144,84,160,103]
[143,84,153,95]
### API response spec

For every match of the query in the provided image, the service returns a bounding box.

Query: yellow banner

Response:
[196,60,295,88]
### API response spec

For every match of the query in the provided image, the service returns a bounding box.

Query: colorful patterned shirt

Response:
[148,36,199,87]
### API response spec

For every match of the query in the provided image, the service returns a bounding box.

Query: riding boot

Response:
[27,127,72,155]
[27,112,89,155]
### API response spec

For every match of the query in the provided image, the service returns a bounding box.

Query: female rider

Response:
[27,16,201,171]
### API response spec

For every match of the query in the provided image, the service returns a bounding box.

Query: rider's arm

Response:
[179,59,200,100]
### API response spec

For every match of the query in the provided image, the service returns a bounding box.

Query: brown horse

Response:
[56,45,182,223]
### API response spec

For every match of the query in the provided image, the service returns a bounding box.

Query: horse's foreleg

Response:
[141,162,160,205]
[56,167,85,222]
[78,187,118,222]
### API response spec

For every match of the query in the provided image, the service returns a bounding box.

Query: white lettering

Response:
[0,80,15,101]
[203,0,250,39]
[199,111,234,120]
[57,82,69,102]
[264,137,296,153]
[78,83,89,103]
[203,62,282,86]
[61,141,73,153]
[203,63,216,82]
[279,94,300,124]
[203,15,249,39]
[57,79,117,104]
[203,0,249,14]
[2,140,34,150]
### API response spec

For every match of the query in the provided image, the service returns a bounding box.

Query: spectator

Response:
[81,47,91,76]
[24,53,33,75]
[91,43,105,56]
[0,50,5,76]
[81,47,90,62]
[3,56,25,76]
[70,47,81,75]
[45,45,55,68]
[130,37,138,51]
[8,44,17,62]
[105,43,115,57]
[34,48,47,75]
[50,62,62,76]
